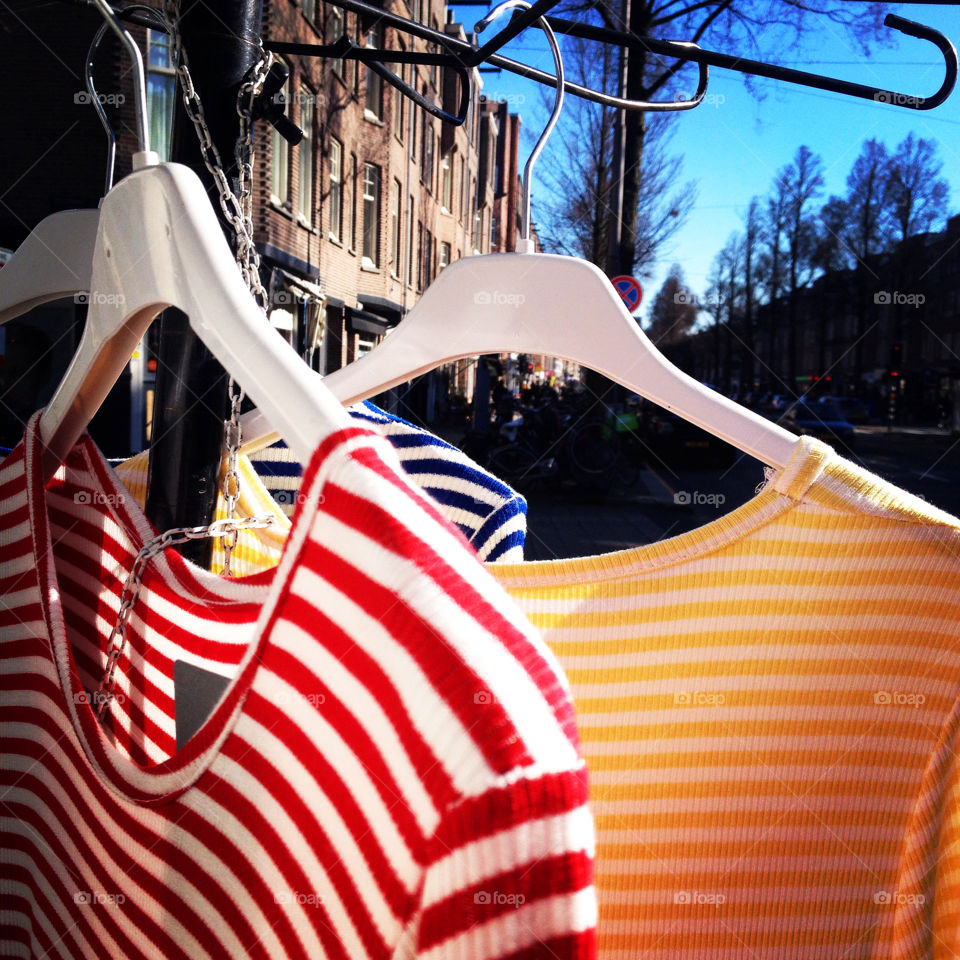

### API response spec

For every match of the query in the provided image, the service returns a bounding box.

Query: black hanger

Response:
[273,0,709,114]
[536,12,958,111]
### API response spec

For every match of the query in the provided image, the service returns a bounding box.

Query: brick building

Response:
[0,0,535,448]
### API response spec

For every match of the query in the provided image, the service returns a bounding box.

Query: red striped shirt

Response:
[0,414,596,959]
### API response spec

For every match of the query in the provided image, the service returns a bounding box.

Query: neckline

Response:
[23,414,337,805]
[491,435,833,585]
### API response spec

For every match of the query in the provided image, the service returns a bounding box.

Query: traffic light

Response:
[890,342,902,377]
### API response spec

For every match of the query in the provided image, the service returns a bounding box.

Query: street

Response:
[517,427,960,562]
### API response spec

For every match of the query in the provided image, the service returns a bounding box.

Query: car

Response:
[780,402,855,452]
[818,395,869,424]
[639,406,738,467]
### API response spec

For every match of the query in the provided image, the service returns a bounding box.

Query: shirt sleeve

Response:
[887,693,960,959]
[413,766,597,960]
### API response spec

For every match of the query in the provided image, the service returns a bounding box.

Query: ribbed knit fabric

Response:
[250,402,527,562]
[488,436,960,959]
[0,413,596,960]
[113,402,527,569]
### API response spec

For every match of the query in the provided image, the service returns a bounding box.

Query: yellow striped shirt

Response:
[489,436,960,959]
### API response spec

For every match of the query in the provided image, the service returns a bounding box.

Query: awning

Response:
[346,306,391,337]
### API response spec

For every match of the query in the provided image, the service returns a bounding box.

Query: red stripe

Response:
[296,531,533,775]
[185,767,355,960]
[279,592,455,811]
[418,850,594,950]
[1,863,87,960]
[2,733,274,958]
[3,812,195,960]
[324,464,580,748]
[431,770,591,852]
[231,695,412,940]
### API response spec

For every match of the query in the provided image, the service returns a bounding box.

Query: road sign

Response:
[611,275,643,312]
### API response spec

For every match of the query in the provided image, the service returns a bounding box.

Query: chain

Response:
[159,0,272,303]
[94,515,276,719]
[221,378,245,576]
[158,2,276,574]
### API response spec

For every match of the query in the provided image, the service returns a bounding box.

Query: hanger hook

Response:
[85,6,165,194]
[475,0,564,252]
[88,0,152,157]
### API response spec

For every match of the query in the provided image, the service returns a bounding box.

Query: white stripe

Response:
[520,582,960,613]
[419,888,597,960]
[270,618,440,834]
[208,744,374,960]
[529,614,960,643]
[251,666,420,897]
[587,763,921,786]
[287,563,494,793]
[579,734,938,759]
[421,805,594,909]
[303,510,577,776]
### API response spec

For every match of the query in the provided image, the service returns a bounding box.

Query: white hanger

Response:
[37,0,347,480]
[239,0,800,469]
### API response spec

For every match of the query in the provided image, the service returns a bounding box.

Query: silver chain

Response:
[94,515,276,719]
[221,379,245,576]
[94,5,280,712]
[158,1,276,573]
[159,0,271,303]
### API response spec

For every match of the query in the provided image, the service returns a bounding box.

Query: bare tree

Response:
[554,0,886,279]
[539,35,694,278]
[839,138,892,377]
[885,132,949,244]
[778,145,824,383]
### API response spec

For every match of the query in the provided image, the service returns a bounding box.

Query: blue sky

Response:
[448,1,960,322]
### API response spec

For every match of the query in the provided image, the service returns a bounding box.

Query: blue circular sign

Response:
[611,275,643,312]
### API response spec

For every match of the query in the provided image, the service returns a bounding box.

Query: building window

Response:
[393,53,406,141]
[441,154,452,213]
[364,23,383,120]
[350,153,358,251]
[439,241,450,270]
[421,114,434,191]
[491,213,499,249]
[302,0,316,23]
[407,196,415,286]
[473,206,482,255]
[146,29,176,162]
[362,162,381,268]
[422,228,433,288]
[298,90,315,225]
[329,6,345,78]
[459,157,466,221]
[328,137,342,241]
[416,221,423,290]
[390,179,402,278]
[408,86,417,159]
[271,67,291,205]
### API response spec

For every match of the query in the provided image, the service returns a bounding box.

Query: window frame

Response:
[362,162,382,269]
[364,23,384,121]
[390,178,402,279]
[270,65,292,207]
[328,137,343,242]
[145,28,176,163]
[297,88,316,226]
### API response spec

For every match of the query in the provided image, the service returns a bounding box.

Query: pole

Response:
[144,0,264,566]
